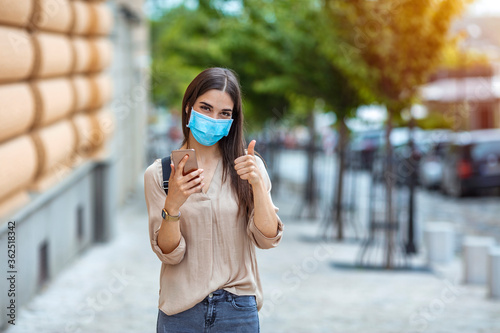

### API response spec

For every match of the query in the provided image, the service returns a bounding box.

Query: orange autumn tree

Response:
[325,0,474,268]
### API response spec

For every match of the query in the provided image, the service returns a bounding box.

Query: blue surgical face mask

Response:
[186,108,234,146]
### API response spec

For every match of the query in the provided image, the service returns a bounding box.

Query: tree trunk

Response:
[333,116,348,240]
[385,109,395,269]
[303,111,317,218]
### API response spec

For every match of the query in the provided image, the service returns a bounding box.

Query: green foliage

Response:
[150,0,368,129]
[150,5,224,110]
[439,40,490,70]
[416,110,454,130]
[324,0,474,111]
[150,0,472,130]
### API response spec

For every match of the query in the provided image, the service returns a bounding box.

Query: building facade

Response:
[421,65,500,131]
[0,0,149,328]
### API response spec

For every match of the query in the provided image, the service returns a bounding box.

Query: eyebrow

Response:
[200,101,233,112]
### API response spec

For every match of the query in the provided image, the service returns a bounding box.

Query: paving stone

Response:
[3,183,500,333]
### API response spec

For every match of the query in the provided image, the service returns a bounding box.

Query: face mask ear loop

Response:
[186,107,195,128]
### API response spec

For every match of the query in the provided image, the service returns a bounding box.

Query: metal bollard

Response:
[463,236,496,285]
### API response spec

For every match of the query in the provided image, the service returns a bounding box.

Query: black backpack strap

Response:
[161,156,171,195]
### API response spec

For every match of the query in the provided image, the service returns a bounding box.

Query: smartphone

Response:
[171,149,198,176]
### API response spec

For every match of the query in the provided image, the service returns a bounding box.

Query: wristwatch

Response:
[161,208,181,221]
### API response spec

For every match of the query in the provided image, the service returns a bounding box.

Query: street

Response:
[276,149,500,244]
[3,149,500,333]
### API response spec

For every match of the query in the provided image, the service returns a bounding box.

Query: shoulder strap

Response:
[161,156,171,195]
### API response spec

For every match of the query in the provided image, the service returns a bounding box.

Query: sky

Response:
[468,0,500,16]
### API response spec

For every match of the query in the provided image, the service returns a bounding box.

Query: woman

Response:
[144,67,284,332]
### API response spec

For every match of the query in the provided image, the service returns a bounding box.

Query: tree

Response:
[151,0,371,228]
[219,0,369,223]
[150,3,225,110]
[324,0,474,268]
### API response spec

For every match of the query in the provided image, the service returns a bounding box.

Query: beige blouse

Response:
[143,154,284,315]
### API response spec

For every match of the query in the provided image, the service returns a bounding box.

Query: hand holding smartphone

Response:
[164,149,204,214]
[171,149,199,176]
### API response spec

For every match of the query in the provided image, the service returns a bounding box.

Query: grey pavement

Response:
[3,153,500,333]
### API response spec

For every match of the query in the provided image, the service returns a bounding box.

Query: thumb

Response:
[247,140,256,156]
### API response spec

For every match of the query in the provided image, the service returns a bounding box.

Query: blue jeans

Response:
[157,289,260,333]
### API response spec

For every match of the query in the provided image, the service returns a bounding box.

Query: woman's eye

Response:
[201,106,210,111]
[222,112,231,118]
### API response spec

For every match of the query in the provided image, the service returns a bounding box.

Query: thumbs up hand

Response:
[247,139,256,156]
[234,140,262,186]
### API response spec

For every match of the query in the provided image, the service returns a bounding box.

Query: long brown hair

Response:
[181,67,253,217]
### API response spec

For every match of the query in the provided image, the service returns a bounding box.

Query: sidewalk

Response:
[3,181,500,333]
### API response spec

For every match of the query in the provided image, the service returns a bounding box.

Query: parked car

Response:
[442,129,500,197]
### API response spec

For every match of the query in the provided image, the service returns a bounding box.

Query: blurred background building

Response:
[421,16,500,131]
[0,0,148,328]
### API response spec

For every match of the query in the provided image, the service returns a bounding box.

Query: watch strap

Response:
[162,208,180,221]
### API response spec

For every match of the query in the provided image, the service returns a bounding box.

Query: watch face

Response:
[162,209,166,219]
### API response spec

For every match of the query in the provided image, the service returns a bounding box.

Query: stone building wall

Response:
[0,1,151,328]
[0,0,115,218]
